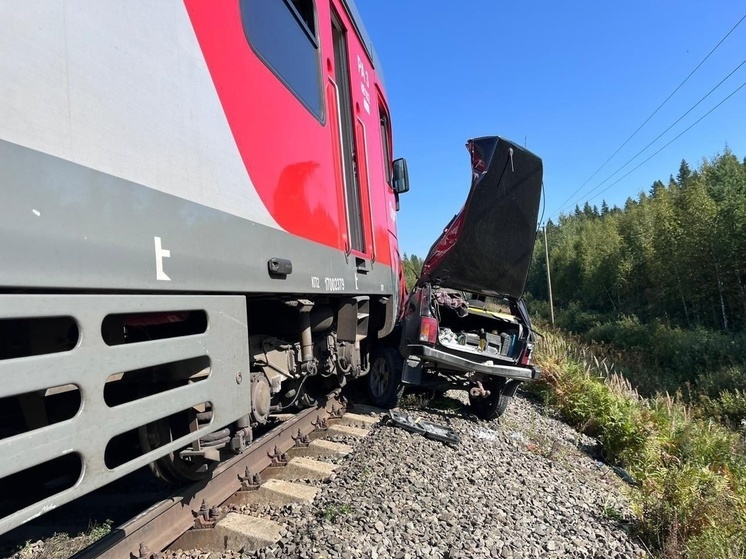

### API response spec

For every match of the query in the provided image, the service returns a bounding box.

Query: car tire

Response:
[367,346,404,409]
[469,378,517,420]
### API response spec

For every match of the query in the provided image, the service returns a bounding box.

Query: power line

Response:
[550,11,746,216]
[582,79,746,207]
[554,56,746,217]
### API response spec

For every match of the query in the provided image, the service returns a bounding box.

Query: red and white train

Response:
[0,0,409,534]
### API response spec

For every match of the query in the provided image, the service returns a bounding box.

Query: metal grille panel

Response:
[0,294,249,535]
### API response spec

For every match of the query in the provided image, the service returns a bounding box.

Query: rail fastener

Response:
[267,446,289,467]
[312,416,329,432]
[238,466,262,491]
[292,428,311,447]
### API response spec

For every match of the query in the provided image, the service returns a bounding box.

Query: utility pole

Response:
[543,223,555,325]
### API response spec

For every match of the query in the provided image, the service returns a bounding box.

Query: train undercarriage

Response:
[0,291,390,532]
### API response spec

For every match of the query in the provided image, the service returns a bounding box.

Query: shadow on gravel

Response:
[589,508,645,553]
[398,395,477,424]
[0,468,171,558]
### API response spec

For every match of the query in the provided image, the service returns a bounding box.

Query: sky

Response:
[355,1,746,258]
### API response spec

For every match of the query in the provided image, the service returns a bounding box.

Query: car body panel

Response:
[419,136,543,299]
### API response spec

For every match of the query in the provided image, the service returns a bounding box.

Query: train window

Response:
[241,0,323,120]
[380,107,392,186]
[290,0,315,34]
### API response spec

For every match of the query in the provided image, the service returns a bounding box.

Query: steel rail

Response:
[73,391,344,559]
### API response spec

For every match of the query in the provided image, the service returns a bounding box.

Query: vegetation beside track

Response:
[532,328,746,559]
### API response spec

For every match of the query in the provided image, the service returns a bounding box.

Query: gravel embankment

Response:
[169,390,649,559]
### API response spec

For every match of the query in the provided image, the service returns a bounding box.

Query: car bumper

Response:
[407,344,541,381]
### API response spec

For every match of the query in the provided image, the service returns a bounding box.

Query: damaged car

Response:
[367,136,544,419]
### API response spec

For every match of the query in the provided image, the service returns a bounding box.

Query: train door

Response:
[330,9,369,259]
[378,97,398,236]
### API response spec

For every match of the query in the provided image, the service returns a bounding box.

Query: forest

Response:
[524,148,746,403]
[528,148,746,332]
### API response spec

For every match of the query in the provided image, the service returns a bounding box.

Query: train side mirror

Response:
[392,158,410,194]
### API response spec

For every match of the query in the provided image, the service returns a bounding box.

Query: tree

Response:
[676,159,692,189]
[524,146,746,331]
[402,254,420,292]
[582,201,594,218]
[649,179,665,197]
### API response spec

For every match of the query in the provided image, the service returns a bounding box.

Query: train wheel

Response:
[138,408,210,484]
[367,347,403,409]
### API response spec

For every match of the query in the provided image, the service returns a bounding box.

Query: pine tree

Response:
[677,159,692,189]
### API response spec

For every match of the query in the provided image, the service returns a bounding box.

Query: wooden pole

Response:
[543,224,555,325]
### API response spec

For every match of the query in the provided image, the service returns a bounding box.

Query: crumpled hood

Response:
[418,136,543,299]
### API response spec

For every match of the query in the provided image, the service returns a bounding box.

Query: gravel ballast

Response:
[168,390,649,559]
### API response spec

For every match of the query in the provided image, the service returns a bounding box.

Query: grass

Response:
[14,520,112,559]
[602,498,627,523]
[533,328,746,559]
[320,502,352,522]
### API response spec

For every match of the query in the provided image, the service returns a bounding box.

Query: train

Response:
[0,0,409,535]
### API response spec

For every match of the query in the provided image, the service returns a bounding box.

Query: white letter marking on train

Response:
[154,236,171,281]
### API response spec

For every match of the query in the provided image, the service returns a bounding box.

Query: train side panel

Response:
[0,0,398,294]
[0,0,403,535]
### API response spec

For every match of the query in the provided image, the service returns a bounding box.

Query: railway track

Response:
[70,390,358,559]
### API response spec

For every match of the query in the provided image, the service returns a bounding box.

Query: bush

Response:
[579,317,746,397]
[695,366,746,398]
[534,328,746,558]
[699,389,746,428]
[555,302,609,333]
[637,463,740,559]
[544,365,649,465]
[525,297,551,323]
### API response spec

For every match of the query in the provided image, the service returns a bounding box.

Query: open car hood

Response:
[418,136,543,299]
